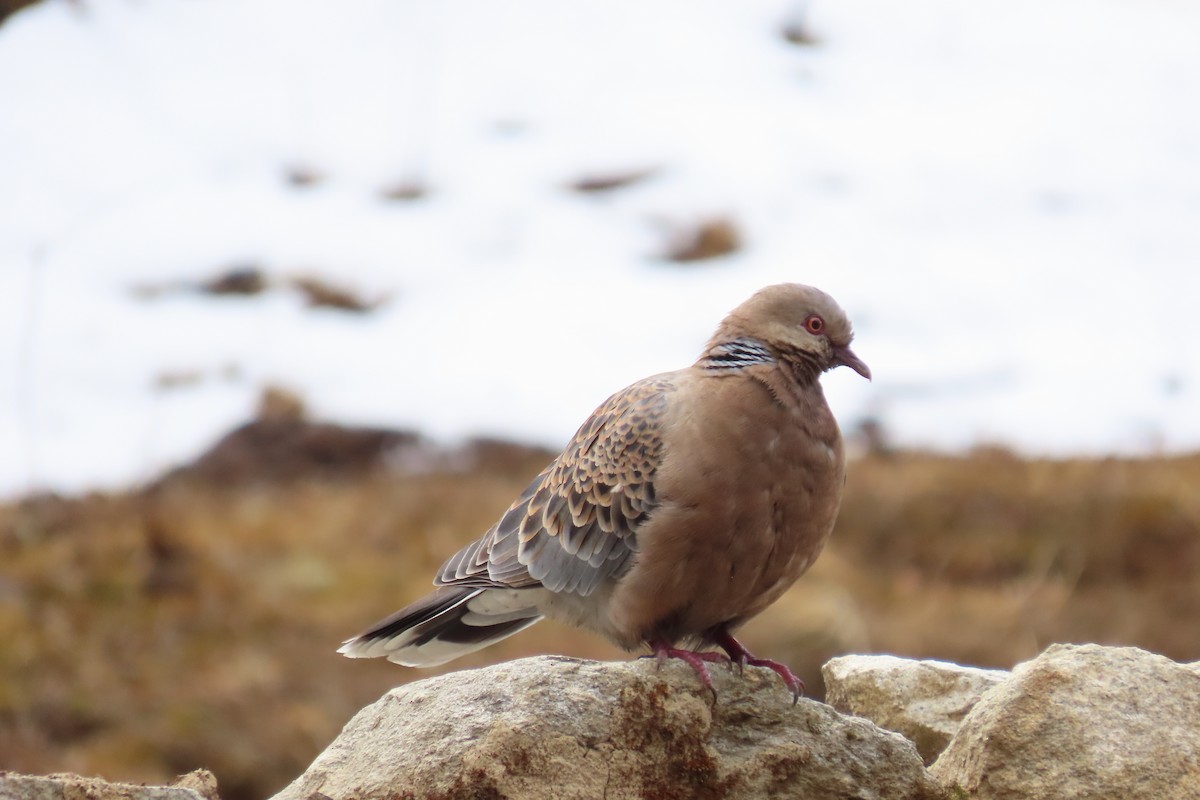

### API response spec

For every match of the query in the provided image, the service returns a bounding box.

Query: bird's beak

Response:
[833,345,871,381]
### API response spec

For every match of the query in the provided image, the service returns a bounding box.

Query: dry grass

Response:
[2,439,1198,799]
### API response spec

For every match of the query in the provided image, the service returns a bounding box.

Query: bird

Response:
[339,283,870,701]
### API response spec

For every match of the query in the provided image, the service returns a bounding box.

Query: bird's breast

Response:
[608,375,846,644]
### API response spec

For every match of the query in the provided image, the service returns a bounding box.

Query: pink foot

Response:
[715,630,806,704]
[646,639,729,700]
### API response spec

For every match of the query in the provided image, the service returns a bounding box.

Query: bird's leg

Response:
[646,639,729,701]
[714,629,806,704]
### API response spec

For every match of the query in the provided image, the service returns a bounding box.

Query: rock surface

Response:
[823,654,1008,763]
[0,771,219,800]
[930,643,1200,799]
[273,655,945,800]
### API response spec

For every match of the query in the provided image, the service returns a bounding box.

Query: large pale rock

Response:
[0,771,218,800]
[275,655,944,800]
[931,643,1200,799]
[823,654,1008,763]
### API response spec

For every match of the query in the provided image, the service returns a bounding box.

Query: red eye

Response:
[804,314,825,335]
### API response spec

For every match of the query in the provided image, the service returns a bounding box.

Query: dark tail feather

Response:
[338,586,543,667]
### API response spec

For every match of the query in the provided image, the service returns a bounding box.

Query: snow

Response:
[1,0,1198,498]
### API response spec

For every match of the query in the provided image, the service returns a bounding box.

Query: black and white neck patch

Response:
[698,338,775,372]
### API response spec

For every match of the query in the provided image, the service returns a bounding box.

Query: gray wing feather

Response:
[434,375,675,596]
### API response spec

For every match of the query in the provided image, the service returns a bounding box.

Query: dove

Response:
[339,283,870,701]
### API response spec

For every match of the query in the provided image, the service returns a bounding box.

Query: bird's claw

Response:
[648,641,728,701]
[714,631,806,703]
[743,656,806,704]
[646,636,805,704]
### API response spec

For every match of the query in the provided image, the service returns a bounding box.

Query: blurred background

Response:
[1,0,1198,797]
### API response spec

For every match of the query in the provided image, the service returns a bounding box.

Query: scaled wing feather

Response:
[434,376,676,595]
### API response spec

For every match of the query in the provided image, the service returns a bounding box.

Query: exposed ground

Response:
[2,417,1197,800]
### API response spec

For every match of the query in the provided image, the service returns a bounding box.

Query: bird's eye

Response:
[804,315,825,335]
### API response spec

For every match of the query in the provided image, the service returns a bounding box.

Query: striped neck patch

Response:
[699,337,775,372]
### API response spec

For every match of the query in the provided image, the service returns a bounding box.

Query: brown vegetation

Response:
[1,429,1197,800]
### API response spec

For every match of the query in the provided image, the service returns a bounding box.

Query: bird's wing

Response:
[436,375,677,596]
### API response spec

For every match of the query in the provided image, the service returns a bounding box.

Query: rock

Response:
[0,771,219,800]
[273,655,945,800]
[822,654,1008,763]
[164,772,219,800]
[930,643,1200,799]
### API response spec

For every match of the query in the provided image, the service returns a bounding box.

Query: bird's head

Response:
[719,283,871,380]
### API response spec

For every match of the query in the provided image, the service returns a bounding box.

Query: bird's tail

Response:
[338,586,543,667]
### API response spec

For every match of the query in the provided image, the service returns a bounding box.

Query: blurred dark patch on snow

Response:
[661,216,742,263]
[201,266,268,297]
[132,266,386,313]
[291,275,387,313]
[378,178,428,202]
[568,167,658,195]
[283,164,326,189]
